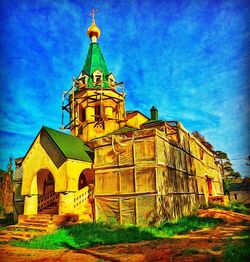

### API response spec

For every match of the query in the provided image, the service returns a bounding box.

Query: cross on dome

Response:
[89,8,98,21]
[87,9,101,42]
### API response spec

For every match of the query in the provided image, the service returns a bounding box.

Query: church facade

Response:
[20,15,224,226]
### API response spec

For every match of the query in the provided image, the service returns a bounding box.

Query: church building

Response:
[20,14,224,226]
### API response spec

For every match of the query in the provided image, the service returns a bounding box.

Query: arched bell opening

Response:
[37,169,59,214]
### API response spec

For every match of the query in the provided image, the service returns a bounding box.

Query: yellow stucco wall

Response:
[22,134,67,195]
[125,112,149,129]
[21,133,92,195]
[21,132,93,215]
[66,159,92,191]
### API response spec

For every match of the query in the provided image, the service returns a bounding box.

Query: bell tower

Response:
[61,10,126,142]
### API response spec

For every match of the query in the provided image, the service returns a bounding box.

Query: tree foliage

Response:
[191,131,242,187]
[191,131,213,151]
[214,150,242,184]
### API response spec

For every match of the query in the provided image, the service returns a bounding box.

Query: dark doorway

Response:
[78,172,88,190]
[206,176,212,196]
[37,169,59,214]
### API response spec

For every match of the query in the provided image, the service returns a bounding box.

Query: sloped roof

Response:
[141,119,165,126]
[103,126,138,137]
[126,110,149,120]
[82,43,109,77]
[42,126,93,162]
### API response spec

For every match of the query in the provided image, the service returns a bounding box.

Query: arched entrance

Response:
[78,169,95,217]
[78,172,88,190]
[37,169,59,214]
[78,169,95,190]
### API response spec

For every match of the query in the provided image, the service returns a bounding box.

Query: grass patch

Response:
[210,201,249,215]
[12,216,223,250]
[223,229,250,261]
[224,238,250,262]
[158,216,223,237]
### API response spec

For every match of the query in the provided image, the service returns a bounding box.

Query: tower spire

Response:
[87,9,101,43]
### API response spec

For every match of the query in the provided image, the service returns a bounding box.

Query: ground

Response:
[0,209,249,262]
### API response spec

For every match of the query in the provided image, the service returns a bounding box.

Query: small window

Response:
[234,194,237,200]
[107,74,116,88]
[78,126,83,135]
[95,75,102,84]
[78,75,88,85]
[82,76,87,84]
[95,105,101,121]
[108,78,115,87]
[80,108,86,122]
[200,149,204,160]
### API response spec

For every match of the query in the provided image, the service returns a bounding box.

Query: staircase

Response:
[38,202,58,215]
[0,214,57,243]
[0,187,93,243]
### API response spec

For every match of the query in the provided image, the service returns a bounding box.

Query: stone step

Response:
[0,234,32,242]
[38,209,58,215]
[19,222,50,228]
[0,230,40,238]
[23,219,51,224]
[41,206,57,209]
[0,235,11,242]
[7,224,53,233]
[11,235,33,241]
[0,230,8,236]
[28,214,53,220]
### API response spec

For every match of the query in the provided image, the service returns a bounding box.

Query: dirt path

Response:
[0,209,249,262]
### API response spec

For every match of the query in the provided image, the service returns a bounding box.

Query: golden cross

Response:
[89,8,98,20]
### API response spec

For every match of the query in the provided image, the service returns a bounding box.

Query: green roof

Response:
[141,120,165,126]
[82,43,109,88]
[43,126,93,162]
[104,126,138,137]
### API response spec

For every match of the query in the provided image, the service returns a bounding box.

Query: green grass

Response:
[223,228,250,262]
[210,201,249,215]
[224,238,250,262]
[12,215,223,250]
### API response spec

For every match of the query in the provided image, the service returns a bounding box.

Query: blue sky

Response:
[0,0,249,176]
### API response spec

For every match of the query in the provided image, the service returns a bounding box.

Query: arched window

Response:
[107,73,116,88]
[95,105,101,121]
[93,70,103,86]
[80,108,86,122]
